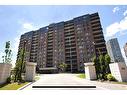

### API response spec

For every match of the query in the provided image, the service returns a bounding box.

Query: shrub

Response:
[107,74,116,81]
[104,74,108,80]
[6,77,11,83]
[77,74,86,78]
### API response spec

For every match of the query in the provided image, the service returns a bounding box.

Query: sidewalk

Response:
[80,79,127,90]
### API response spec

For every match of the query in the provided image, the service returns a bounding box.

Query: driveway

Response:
[21,74,104,90]
[21,74,127,90]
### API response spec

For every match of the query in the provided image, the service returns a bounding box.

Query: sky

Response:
[0,5,127,67]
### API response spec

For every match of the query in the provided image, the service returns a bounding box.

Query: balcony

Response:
[65,42,76,45]
[90,13,98,18]
[95,39,105,43]
[65,49,76,54]
[64,26,74,30]
[48,38,53,41]
[64,35,75,39]
[47,44,53,47]
[64,28,74,32]
[65,37,75,41]
[65,47,76,50]
[92,30,102,34]
[95,47,106,51]
[47,51,53,54]
[94,33,103,37]
[92,25,101,29]
[91,20,100,25]
[91,19,100,24]
[48,33,53,35]
[47,50,53,55]
[30,49,37,52]
[64,33,75,37]
[92,24,101,28]
[65,59,77,63]
[90,17,99,21]
[47,47,53,49]
[64,23,74,27]
[94,36,104,40]
[92,28,102,31]
[32,39,38,42]
[47,58,53,60]
[47,49,53,51]
[95,42,105,46]
[48,40,53,43]
[65,44,76,48]
[71,52,77,55]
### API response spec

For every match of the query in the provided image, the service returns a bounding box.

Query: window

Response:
[80,50,83,53]
[86,33,89,36]
[77,27,81,30]
[79,46,82,49]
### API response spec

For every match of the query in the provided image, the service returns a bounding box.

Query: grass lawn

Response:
[0,82,28,90]
[77,73,86,78]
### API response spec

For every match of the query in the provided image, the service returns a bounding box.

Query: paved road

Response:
[21,74,108,90]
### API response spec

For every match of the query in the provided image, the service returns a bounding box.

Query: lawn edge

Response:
[18,82,33,90]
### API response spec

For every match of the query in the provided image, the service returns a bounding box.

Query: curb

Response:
[17,76,40,90]
[18,82,34,90]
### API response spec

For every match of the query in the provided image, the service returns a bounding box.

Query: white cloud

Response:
[23,23,34,30]
[105,22,120,37]
[121,48,127,64]
[123,10,127,16]
[18,22,40,34]
[105,16,127,37]
[11,21,41,67]
[112,7,120,13]
[11,37,20,67]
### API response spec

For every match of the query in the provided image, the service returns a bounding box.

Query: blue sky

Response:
[0,5,127,66]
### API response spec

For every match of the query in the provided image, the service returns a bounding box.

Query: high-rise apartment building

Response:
[17,12,107,73]
[124,43,127,58]
[106,38,125,63]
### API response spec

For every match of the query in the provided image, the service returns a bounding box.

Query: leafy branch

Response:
[2,41,12,64]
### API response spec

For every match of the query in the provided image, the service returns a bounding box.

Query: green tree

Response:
[92,56,100,79]
[2,41,12,64]
[14,49,25,82]
[105,54,111,74]
[99,54,106,80]
[93,54,111,80]
[58,62,67,73]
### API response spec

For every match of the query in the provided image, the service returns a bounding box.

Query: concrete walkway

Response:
[21,74,127,90]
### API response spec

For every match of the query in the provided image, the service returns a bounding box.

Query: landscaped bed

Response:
[0,82,28,90]
[77,73,86,78]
